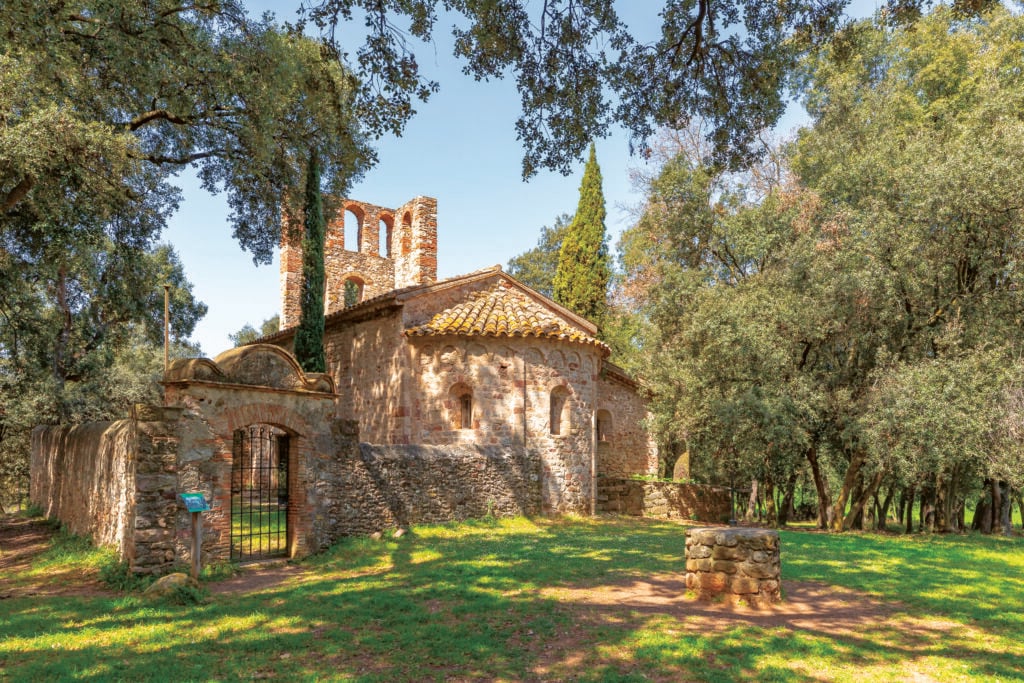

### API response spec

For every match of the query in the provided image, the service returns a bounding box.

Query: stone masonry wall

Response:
[309,442,541,541]
[279,196,438,328]
[685,527,781,607]
[409,335,601,515]
[597,477,732,523]
[393,196,438,289]
[163,380,340,568]
[596,370,658,478]
[31,421,136,557]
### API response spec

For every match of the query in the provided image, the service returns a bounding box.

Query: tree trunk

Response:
[998,481,1012,537]
[745,479,758,523]
[831,450,866,531]
[848,475,865,530]
[806,445,831,530]
[1015,491,1024,531]
[919,488,935,533]
[940,467,959,533]
[989,478,1002,536]
[763,478,778,527]
[904,485,915,534]
[843,470,884,532]
[972,484,991,533]
[778,469,798,527]
[876,484,895,531]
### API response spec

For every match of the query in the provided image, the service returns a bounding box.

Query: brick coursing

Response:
[280,196,437,328]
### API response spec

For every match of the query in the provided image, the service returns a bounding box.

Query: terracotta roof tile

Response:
[405,281,608,353]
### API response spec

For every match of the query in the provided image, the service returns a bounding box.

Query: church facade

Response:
[266,195,657,514]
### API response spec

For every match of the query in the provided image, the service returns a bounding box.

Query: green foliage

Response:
[553,144,611,328]
[623,5,1024,530]
[303,0,853,175]
[99,556,150,593]
[506,213,572,299]
[1,2,372,263]
[293,150,327,374]
[228,315,281,347]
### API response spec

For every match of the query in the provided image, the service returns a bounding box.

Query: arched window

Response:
[400,211,412,256]
[343,205,363,252]
[550,386,570,436]
[379,213,394,258]
[449,383,473,430]
[596,409,613,443]
[343,277,364,307]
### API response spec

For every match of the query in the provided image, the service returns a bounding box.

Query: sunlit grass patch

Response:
[3,516,1024,681]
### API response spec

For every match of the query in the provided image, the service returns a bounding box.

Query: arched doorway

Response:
[231,424,290,562]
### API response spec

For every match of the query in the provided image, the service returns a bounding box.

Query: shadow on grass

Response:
[780,529,1024,634]
[1,517,1022,681]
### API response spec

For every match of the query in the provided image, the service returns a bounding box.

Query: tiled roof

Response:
[405,281,609,353]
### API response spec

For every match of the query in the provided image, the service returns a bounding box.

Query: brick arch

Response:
[379,211,394,258]
[399,210,412,256]
[221,403,315,438]
[342,201,365,253]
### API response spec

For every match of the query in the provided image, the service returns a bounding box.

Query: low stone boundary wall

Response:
[596,477,731,523]
[310,444,542,542]
[685,527,781,607]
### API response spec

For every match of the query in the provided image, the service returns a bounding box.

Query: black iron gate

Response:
[231,425,289,562]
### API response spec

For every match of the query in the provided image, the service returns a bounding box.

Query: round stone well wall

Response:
[685,527,781,607]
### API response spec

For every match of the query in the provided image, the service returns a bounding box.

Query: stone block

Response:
[730,577,760,594]
[740,561,780,580]
[712,560,738,574]
[714,531,739,547]
[698,572,729,592]
[688,544,712,559]
[712,544,744,560]
[686,558,712,572]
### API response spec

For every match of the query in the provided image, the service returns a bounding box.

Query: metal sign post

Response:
[179,493,211,579]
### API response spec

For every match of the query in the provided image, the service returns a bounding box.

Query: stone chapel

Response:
[262,195,658,515]
[31,194,665,575]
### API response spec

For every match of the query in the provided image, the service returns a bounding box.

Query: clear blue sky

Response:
[165,1,880,355]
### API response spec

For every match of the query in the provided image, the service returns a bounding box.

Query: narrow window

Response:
[460,394,473,429]
[400,211,412,256]
[379,213,394,258]
[550,386,569,436]
[343,278,364,307]
[596,409,613,443]
[449,383,473,430]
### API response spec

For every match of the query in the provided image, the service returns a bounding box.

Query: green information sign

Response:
[179,492,210,513]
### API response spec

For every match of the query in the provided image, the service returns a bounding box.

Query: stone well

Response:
[685,527,781,607]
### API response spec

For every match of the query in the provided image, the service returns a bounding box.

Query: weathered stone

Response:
[698,572,729,592]
[143,573,198,599]
[688,544,712,559]
[712,560,738,574]
[751,550,770,563]
[712,544,744,561]
[740,561,780,580]
[730,577,760,594]
[686,558,713,572]
[714,531,739,547]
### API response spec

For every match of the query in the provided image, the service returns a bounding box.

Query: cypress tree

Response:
[294,149,327,373]
[553,143,611,328]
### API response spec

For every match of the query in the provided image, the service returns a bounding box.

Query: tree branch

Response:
[2,176,34,213]
[128,109,192,130]
[131,149,221,165]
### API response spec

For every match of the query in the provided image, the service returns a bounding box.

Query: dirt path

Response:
[0,515,112,599]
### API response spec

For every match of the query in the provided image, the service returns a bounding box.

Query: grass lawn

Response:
[1,515,1022,682]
